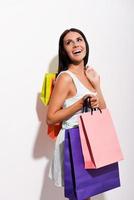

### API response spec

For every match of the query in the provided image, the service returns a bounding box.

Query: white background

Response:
[0,0,133,200]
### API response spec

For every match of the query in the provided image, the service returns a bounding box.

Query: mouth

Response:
[72,49,82,55]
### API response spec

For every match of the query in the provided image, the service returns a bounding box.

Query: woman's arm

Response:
[95,87,106,109]
[85,67,106,109]
[46,73,84,125]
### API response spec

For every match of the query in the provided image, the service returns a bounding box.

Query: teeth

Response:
[73,49,82,54]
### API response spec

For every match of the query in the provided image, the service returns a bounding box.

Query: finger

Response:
[90,96,98,102]
[83,94,93,100]
[86,66,94,72]
[90,97,97,102]
[88,67,94,71]
[90,97,99,106]
[91,102,99,108]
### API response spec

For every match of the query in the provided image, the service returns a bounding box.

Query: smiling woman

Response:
[46,28,106,200]
[57,28,89,73]
[63,32,86,65]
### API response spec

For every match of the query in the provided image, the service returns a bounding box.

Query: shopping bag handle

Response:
[82,96,102,115]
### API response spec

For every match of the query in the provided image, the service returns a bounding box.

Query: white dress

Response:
[49,70,97,187]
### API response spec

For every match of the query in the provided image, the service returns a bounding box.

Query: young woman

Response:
[47,28,106,199]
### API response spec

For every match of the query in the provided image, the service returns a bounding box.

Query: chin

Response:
[73,60,84,65]
[72,55,86,63]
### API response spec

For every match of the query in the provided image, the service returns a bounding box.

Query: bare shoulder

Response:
[51,72,73,95]
[54,72,72,89]
[56,72,72,83]
[48,72,72,108]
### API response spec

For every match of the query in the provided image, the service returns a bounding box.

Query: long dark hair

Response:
[57,28,89,74]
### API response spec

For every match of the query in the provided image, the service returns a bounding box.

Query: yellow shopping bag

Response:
[40,73,56,105]
[40,72,61,139]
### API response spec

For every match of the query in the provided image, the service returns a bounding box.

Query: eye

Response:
[77,37,83,42]
[65,39,73,46]
[66,40,71,45]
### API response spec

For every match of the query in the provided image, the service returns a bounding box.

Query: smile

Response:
[72,49,82,55]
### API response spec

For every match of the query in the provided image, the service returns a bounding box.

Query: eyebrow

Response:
[64,36,83,43]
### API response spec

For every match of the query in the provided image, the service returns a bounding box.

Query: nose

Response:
[72,40,79,47]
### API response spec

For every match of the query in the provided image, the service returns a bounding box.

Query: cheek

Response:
[83,43,87,51]
[64,47,72,57]
[82,41,86,49]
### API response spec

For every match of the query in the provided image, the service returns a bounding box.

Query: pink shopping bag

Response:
[78,98,124,169]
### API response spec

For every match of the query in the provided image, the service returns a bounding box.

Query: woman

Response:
[47,28,106,199]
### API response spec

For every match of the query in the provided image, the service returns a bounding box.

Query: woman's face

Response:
[63,31,87,65]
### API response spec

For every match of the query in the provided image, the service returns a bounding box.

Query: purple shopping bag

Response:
[64,127,121,200]
[64,129,77,200]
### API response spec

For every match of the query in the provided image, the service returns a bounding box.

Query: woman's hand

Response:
[90,95,99,108]
[85,67,100,89]
[83,94,99,108]
[84,67,106,109]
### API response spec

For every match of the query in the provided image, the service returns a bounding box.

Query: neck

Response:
[68,61,86,75]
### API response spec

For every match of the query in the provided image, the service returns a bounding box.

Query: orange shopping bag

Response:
[78,97,124,169]
[48,123,62,140]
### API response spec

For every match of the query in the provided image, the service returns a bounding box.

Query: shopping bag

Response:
[64,127,121,200]
[40,73,56,105]
[40,72,61,140]
[78,97,124,169]
[48,123,62,140]
[64,130,77,199]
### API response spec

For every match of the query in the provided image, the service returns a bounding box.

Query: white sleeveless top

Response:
[49,70,97,187]
[61,70,97,128]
